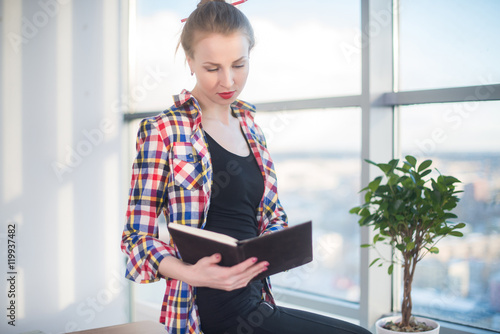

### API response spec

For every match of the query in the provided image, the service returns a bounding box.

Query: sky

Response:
[131,0,500,153]
[398,0,500,91]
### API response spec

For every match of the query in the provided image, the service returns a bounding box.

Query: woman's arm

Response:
[121,118,175,283]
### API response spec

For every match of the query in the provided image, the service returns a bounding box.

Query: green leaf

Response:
[409,172,416,184]
[444,176,461,185]
[418,159,433,172]
[364,190,372,203]
[349,207,360,214]
[369,176,382,192]
[420,169,432,178]
[388,159,400,169]
[378,163,393,174]
[442,212,458,219]
[360,208,370,217]
[388,264,394,275]
[369,258,380,267]
[438,227,452,235]
[373,234,380,244]
[406,241,415,251]
[361,244,371,248]
[405,155,417,168]
[453,222,466,229]
[364,159,377,166]
[429,247,439,254]
[388,174,399,186]
[449,231,464,237]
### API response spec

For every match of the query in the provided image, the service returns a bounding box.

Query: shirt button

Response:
[188,153,193,159]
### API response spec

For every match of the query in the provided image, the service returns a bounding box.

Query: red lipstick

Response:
[218,91,235,100]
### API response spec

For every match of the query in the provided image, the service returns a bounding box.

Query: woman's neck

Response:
[192,88,233,125]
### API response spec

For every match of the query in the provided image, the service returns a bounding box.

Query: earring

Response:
[190,71,194,76]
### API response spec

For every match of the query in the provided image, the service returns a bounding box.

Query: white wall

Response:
[0,0,130,333]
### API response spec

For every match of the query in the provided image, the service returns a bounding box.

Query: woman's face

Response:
[188,32,250,110]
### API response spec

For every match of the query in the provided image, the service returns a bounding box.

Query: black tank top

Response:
[196,130,265,333]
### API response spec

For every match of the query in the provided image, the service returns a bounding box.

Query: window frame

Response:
[123,0,500,332]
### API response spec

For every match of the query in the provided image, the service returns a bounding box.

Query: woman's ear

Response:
[187,57,194,75]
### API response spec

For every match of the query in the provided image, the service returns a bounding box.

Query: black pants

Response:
[221,301,372,334]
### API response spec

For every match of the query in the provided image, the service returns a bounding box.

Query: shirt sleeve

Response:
[265,199,287,230]
[121,118,175,283]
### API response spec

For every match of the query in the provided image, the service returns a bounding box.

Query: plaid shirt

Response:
[121,90,288,334]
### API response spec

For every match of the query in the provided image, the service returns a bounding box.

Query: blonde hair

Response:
[179,0,255,59]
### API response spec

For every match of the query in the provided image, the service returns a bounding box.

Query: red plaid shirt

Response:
[121,90,288,334]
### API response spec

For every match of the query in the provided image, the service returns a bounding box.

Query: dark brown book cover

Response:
[168,221,313,281]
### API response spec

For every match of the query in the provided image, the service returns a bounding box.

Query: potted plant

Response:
[350,155,466,333]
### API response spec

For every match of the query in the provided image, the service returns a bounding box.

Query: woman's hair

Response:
[180,0,255,59]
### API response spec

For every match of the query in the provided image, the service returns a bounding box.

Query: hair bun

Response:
[198,0,226,7]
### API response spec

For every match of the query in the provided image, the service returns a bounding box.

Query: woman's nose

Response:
[219,68,234,88]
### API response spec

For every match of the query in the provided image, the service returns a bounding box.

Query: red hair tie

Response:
[181,0,249,23]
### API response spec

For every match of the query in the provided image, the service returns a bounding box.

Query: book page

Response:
[168,223,238,246]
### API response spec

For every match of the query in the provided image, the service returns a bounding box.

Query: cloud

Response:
[244,18,360,102]
[133,11,360,110]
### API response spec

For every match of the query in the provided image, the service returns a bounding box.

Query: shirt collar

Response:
[173,89,196,108]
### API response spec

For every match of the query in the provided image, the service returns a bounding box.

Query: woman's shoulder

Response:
[135,102,199,145]
[137,107,190,129]
[142,97,199,128]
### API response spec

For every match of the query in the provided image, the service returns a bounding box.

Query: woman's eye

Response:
[233,64,245,69]
[206,68,218,72]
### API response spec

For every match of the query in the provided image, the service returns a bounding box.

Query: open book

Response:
[168,221,313,281]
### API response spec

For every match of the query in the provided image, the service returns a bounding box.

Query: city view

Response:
[271,151,500,330]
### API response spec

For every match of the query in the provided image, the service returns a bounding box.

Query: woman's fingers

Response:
[221,257,269,290]
[228,257,269,278]
[191,254,269,290]
[199,253,222,265]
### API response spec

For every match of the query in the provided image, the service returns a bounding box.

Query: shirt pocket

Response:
[171,142,203,191]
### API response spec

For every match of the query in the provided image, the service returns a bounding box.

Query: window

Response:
[129,0,361,113]
[398,0,500,91]
[256,108,361,302]
[399,102,500,330]
[243,0,361,102]
[126,0,500,332]
[129,0,362,311]
[129,1,197,112]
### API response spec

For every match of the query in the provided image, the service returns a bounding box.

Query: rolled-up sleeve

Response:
[121,118,175,283]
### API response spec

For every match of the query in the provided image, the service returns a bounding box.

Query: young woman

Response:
[121,1,372,333]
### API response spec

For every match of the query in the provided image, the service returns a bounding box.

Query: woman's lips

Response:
[218,91,235,100]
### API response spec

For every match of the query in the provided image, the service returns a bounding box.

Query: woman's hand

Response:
[158,254,269,291]
[189,254,268,290]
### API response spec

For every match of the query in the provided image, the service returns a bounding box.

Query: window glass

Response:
[131,1,196,112]
[243,0,361,102]
[131,0,361,112]
[131,0,362,312]
[399,102,500,330]
[399,0,500,91]
[256,108,361,302]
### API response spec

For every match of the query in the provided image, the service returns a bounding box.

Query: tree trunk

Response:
[401,255,415,328]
